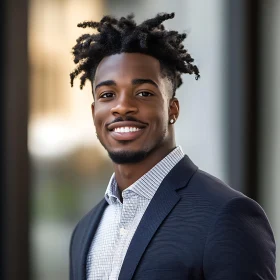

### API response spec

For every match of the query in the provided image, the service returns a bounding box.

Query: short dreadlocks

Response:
[70,12,200,96]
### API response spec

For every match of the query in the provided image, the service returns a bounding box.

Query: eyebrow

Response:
[95,78,158,91]
[95,80,116,91]
[132,79,158,88]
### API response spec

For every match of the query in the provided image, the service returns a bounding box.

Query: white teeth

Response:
[114,127,141,133]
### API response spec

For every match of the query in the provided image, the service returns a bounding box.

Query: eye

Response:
[99,92,114,99]
[137,91,153,97]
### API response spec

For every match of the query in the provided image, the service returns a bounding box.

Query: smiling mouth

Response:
[113,127,142,133]
[107,120,147,142]
[110,126,145,142]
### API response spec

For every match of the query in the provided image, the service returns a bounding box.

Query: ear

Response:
[169,97,179,121]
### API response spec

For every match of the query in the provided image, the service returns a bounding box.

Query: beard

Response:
[97,130,167,164]
[107,149,150,164]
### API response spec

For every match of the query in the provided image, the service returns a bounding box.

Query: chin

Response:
[107,149,150,164]
[102,135,167,164]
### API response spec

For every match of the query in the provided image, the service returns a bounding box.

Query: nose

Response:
[110,94,138,117]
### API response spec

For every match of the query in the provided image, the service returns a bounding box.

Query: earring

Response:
[170,119,175,124]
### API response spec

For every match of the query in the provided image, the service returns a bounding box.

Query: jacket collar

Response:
[79,155,197,280]
[118,155,197,280]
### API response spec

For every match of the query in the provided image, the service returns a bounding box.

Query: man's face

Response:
[92,53,179,164]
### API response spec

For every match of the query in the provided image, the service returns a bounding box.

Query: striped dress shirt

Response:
[86,146,184,280]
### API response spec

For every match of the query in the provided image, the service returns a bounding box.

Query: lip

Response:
[107,121,147,131]
[110,128,145,141]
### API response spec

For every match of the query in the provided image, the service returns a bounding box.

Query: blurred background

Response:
[0,0,279,279]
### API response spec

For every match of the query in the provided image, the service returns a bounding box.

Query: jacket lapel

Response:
[77,199,108,280]
[118,155,198,280]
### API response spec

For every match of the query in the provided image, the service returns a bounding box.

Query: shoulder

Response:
[180,168,276,278]
[202,194,276,279]
[70,199,107,253]
[178,167,274,237]
[189,168,273,225]
[174,155,244,208]
[181,167,246,209]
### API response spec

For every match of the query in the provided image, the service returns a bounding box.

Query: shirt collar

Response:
[105,146,184,204]
[105,175,121,204]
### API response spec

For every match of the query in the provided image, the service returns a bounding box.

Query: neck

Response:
[113,145,176,192]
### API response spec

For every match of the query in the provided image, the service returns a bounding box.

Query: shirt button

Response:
[120,227,127,236]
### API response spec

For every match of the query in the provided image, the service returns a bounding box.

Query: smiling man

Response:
[69,13,276,280]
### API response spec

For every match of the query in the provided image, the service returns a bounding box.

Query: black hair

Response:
[70,12,200,96]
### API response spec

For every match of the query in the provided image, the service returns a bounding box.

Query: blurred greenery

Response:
[30,146,113,223]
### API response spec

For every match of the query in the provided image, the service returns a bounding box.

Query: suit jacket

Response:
[69,155,276,280]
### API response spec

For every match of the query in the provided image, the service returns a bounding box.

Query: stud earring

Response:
[170,119,175,124]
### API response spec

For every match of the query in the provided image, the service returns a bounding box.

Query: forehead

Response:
[94,53,162,85]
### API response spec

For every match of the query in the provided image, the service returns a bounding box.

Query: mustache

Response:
[106,116,147,127]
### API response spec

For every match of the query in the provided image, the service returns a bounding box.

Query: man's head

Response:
[70,13,199,164]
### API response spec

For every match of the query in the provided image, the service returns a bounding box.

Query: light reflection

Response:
[29,117,97,158]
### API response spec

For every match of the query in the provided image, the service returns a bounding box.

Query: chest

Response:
[133,212,207,279]
[87,198,150,279]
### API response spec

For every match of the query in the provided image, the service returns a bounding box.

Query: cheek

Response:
[148,104,169,128]
[158,100,170,123]
[93,105,108,127]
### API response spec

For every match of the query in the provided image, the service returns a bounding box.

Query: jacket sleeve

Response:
[68,199,107,280]
[203,196,276,279]
[69,221,79,280]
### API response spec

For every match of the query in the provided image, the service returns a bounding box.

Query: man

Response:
[69,13,276,280]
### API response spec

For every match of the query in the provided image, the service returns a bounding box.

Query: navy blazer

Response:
[69,155,276,280]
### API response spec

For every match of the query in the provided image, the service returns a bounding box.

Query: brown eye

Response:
[100,92,114,98]
[137,91,153,97]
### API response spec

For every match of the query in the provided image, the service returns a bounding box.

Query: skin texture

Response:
[91,53,180,192]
